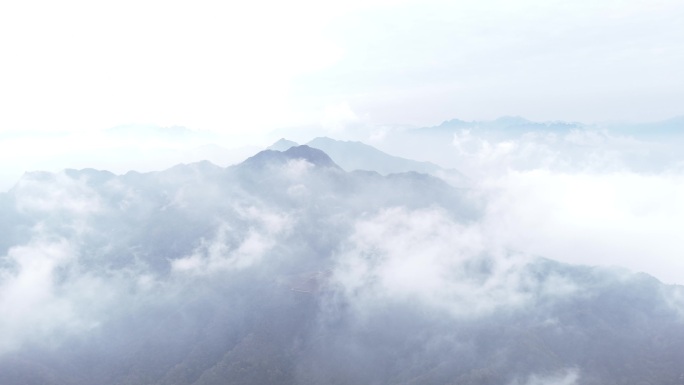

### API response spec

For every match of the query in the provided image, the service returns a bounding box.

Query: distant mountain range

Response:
[1,145,683,384]
[268,137,468,185]
[404,116,684,147]
[423,116,585,134]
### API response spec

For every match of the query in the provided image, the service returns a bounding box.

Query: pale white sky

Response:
[1,0,684,186]
[2,0,684,284]
[1,0,682,138]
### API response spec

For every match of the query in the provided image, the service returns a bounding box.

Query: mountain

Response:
[603,116,684,138]
[1,145,683,384]
[242,145,341,170]
[267,138,300,151]
[306,136,443,175]
[265,137,468,186]
[412,116,585,140]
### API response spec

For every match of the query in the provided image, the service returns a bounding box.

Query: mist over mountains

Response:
[269,137,467,187]
[4,0,684,380]
[2,131,684,384]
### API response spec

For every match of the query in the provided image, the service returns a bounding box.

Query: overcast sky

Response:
[2,0,684,296]
[1,0,683,138]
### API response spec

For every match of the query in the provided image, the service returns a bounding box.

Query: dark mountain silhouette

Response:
[0,146,683,385]
[242,145,340,170]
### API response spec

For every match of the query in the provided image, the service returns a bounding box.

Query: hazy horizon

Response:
[2,0,683,135]
[2,2,684,383]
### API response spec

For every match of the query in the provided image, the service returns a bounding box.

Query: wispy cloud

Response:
[331,207,583,319]
[172,206,292,275]
[512,369,580,385]
[368,125,684,284]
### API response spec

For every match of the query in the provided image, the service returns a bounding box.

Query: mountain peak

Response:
[282,145,340,168]
[240,145,340,169]
[267,138,299,151]
[305,137,448,176]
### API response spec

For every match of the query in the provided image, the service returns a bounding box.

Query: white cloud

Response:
[321,102,360,133]
[331,207,581,319]
[13,171,102,215]
[283,158,315,179]
[481,169,684,284]
[512,369,580,385]
[375,126,684,284]
[0,239,99,353]
[172,206,292,275]
[171,227,273,274]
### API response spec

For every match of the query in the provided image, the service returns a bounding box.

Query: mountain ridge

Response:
[1,138,683,385]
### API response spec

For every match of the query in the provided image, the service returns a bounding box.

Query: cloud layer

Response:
[358,124,684,284]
